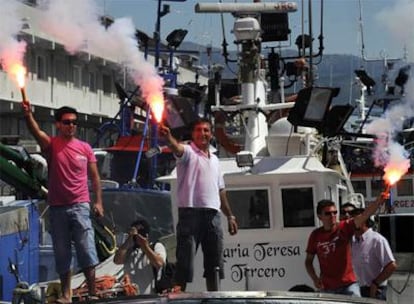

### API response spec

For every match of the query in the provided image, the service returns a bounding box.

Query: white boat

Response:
[157,2,414,303]
[0,1,413,304]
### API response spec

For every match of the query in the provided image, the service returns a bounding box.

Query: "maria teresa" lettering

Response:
[223,242,300,261]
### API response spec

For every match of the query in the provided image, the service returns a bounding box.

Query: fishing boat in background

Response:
[0,1,413,304]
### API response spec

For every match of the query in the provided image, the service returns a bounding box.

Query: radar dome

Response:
[269,117,316,135]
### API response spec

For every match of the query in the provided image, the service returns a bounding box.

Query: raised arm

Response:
[22,100,51,150]
[159,124,184,157]
[140,240,165,270]
[113,227,135,265]
[354,190,389,229]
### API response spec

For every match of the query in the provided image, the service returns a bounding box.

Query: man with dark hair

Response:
[305,192,388,296]
[340,202,356,220]
[351,208,397,300]
[22,101,103,303]
[159,118,238,292]
[54,106,78,121]
[113,218,166,294]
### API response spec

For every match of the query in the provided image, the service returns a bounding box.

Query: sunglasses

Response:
[61,119,78,126]
[323,211,338,216]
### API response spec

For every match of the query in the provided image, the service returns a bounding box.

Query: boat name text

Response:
[224,242,300,261]
[224,242,300,281]
[230,264,286,281]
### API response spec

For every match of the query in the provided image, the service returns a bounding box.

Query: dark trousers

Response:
[360,286,387,300]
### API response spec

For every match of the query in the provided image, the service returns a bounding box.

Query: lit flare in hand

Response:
[383,159,410,188]
[10,63,27,101]
[148,92,164,123]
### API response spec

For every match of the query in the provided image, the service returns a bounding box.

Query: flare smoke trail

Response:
[366,0,414,180]
[377,0,414,61]
[37,0,164,103]
[0,0,27,73]
[365,81,414,179]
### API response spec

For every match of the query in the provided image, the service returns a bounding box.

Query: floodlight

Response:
[395,65,411,94]
[160,4,170,18]
[166,29,188,49]
[136,30,150,47]
[260,13,290,42]
[295,34,313,50]
[323,105,355,137]
[287,86,340,133]
[355,69,375,95]
[303,88,333,121]
[236,151,254,167]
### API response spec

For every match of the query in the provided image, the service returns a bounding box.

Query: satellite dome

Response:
[269,117,316,135]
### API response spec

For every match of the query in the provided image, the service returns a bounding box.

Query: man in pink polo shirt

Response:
[22,101,103,303]
[159,118,238,292]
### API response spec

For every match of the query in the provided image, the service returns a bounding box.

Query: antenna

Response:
[195,2,298,14]
[358,0,401,62]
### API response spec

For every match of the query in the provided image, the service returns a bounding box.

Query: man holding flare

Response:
[22,98,103,303]
[305,186,390,296]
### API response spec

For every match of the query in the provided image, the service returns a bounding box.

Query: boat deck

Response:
[78,291,386,304]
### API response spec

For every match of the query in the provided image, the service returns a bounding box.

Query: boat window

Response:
[396,179,413,196]
[226,189,270,229]
[351,180,367,197]
[371,179,384,198]
[281,187,314,227]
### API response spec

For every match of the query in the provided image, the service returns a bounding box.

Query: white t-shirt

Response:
[124,242,167,294]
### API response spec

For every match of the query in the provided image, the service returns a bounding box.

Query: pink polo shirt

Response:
[44,136,96,206]
[175,143,224,210]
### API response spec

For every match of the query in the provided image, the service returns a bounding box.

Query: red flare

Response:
[148,92,164,123]
[10,63,26,88]
[383,161,409,187]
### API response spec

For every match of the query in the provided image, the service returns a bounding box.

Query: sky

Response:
[1,0,412,176]
[96,0,413,61]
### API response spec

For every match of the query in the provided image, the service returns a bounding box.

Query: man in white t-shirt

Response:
[113,219,166,294]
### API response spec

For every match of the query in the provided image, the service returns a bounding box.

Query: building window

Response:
[37,55,46,80]
[396,178,413,196]
[89,71,96,92]
[73,65,82,88]
[281,187,314,227]
[102,73,112,95]
[55,58,66,82]
[227,188,271,229]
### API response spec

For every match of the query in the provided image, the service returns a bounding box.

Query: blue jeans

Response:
[324,282,361,297]
[174,208,224,284]
[49,203,99,275]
